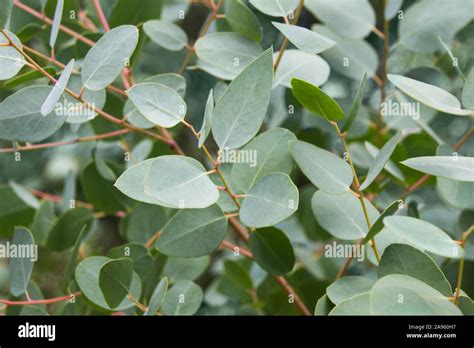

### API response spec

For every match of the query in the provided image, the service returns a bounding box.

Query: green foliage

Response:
[0,0,472,318]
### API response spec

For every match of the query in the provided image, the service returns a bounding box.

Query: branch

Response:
[13,0,95,46]
[0,129,130,154]
[178,0,223,74]
[0,292,80,306]
[274,0,305,71]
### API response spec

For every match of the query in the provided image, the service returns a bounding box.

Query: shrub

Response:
[0,0,473,316]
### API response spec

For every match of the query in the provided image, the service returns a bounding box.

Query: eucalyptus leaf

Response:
[0,0,13,28]
[341,73,367,133]
[9,227,35,297]
[291,78,344,120]
[291,140,352,194]
[249,227,295,276]
[156,205,228,258]
[462,69,474,109]
[46,207,94,252]
[249,0,298,17]
[99,258,134,308]
[231,127,296,193]
[144,73,186,97]
[388,74,473,116]
[143,156,219,209]
[305,0,376,39]
[127,82,187,128]
[383,216,464,259]
[41,59,74,116]
[327,276,374,305]
[162,280,203,315]
[0,30,26,80]
[198,89,213,148]
[360,132,403,190]
[240,173,299,228]
[82,25,139,91]
[378,244,453,296]
[312,25,379,81]
[143,20,188,51]
[212,48,273,150]
[49,0,63,49]
[370,274,461,315]
[195,32,263,80]
[115,159,177,207]
[329,292,371,315]
[398,0,474,53]
[225,0,262,42]
[75,256,142,311]
[145,277,168,315]
[0,86,66,142]
[401,156,474,182]
[312,190,380,240]
[272,22,335,55]
[274,50,330,88]
[364,200,401,243]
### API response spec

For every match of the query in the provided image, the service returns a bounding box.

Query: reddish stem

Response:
[0,292,81,306]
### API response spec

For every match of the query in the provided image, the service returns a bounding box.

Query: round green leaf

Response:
[313,25,379,81]
[46,207,94,252]
[163,256,210,282]
[195,32,263,80]
[378,243,453,297]
[0,30,26,80]
[291,140,352,194]
[305,0,376,39]
[249,227,295,276]
[312,190,380,240]
[212,48,273,150]
[157,204,227,257]
[383,216,464,259]
[75,256,142,311]
[274,50,330,88]
[327,276,374,305]
[225,0,262,42]
[143,156,219,209]
[120,203,172,244]
[143,20,188,51]
[115,158,177,207]
[231,127,297,193]
[127,82,187,128]
[370,274,462,315]
[398,0,474,53]
[82,25,139,91]
[161,280,203,315]
[329,292,371,315]
[240,173,299,228]
[249,0,298,17]
[99,258,134,309]
[144,73,186,97]
[0,86,66,142]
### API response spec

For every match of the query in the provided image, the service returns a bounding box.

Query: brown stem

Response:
[0,129,130,154]
[0,292,80,306]
[13,0,95,46]
[274,0,305,71]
